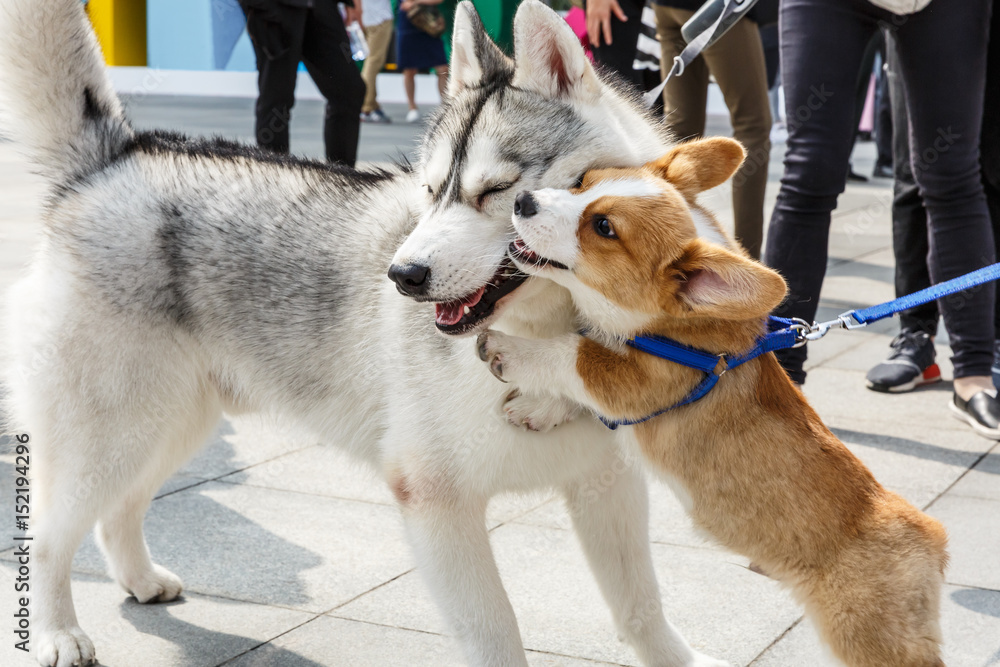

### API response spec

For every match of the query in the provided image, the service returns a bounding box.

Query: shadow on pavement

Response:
[117,598,326,667]
[831,427,993,471]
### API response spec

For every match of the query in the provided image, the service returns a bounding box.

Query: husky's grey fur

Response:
[0,1,729,666]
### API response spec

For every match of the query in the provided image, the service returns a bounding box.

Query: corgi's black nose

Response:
[388,263,431,296]
[514,191,538,218]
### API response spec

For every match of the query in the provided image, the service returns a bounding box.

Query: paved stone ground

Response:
[1,96,998,667]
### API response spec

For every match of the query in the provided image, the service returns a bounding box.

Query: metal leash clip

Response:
[790,312,869,347]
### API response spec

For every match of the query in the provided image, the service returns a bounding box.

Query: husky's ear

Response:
[511,0,601,102]
[648,137,746,200]
[449,2,512,97]
[660,238,787,320]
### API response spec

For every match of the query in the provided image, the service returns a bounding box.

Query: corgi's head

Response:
[507,137,787,337]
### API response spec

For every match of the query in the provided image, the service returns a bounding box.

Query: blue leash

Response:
[599,262,1000,430]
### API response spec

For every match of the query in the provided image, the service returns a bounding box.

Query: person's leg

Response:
[982,0,1000,346]
[404,68,417,111]
[701,17,772,260]
[654,6,708,143]
[361,19,394,114]
[763,0,877,383]
[886,32,937,336]
[894,0,994,401]
[865,31,942,394]
[301,1,365,166]
[246,6,307,154]
[587,0,645,86]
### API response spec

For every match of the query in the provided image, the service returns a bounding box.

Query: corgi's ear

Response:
[648,137,746,199]
[449,2,513,97]
[661,238,787,320]
[512,0,602,103]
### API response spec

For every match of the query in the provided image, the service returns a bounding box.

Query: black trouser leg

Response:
[302,1,365,166]
[763,0,876,383]
[247,7,307,155]
[764,0,993,382]
[893,0,994,379]
[983,0,1000,336]
[886,32,937,336]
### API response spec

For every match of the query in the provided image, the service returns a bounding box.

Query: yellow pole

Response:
[87,0,147,66]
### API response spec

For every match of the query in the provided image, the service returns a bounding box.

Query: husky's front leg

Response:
[391,477,527,667]
[564,461,730,667]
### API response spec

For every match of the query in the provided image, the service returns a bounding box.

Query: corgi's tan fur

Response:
[479,137,948,667]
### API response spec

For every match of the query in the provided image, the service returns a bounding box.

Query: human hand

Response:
[586,0,628,48]
[345,0,363,28]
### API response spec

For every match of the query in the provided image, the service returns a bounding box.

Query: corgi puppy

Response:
[477,137,948,667]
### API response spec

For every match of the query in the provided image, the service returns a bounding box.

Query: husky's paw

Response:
[36,627,96,667]
[502,389,582,432]
[121,563,184,603]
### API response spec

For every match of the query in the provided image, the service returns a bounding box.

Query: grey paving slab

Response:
[942,447,1000,502]
[178,416,318,480]
[216,443,397,505]
[801,366,966,435]
[63,481,416,613]
[831,427,984,509]
[0,562,314,667]
[926,494,1000,591]
[213,443,553,526]
[335,521,800,667]
[223,615,617,667]
[750,584,1000,667]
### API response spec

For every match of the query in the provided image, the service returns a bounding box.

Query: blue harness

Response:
[598,262,1000,430]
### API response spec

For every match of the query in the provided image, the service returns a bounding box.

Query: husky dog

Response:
[0,1,728,666]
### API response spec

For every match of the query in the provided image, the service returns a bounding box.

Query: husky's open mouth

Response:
[435,257,529,335]
[508,239,569,271]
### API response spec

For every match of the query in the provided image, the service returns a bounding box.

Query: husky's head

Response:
[389,0,670,336]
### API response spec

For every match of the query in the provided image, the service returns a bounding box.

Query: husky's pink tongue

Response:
[435,286,486,326]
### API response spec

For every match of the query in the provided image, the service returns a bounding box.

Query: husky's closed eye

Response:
[476,180,517,208]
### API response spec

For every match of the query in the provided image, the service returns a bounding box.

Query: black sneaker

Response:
[866,329,942,393]
[950,391,1000,439]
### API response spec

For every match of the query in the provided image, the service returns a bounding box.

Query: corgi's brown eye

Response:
[573,172,586,188]
[593,216,616,239]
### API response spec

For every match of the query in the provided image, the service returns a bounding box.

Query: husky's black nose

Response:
[388,263,431,296]
[513,191,538,218]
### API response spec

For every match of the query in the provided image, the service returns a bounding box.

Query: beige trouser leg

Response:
[361,19,394,114]
[655,6,772,259]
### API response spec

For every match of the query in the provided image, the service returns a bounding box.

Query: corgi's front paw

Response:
[502,389,583,432]
[477,330,518,383]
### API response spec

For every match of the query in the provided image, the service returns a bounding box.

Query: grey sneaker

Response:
[865,329,941,393]
[361,109,392,124]
[950,391,1000,439]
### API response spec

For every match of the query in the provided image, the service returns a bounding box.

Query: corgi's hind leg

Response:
[95,388,220,604]
[563,456,730,667]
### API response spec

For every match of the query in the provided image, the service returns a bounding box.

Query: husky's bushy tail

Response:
[0,0,132,183]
